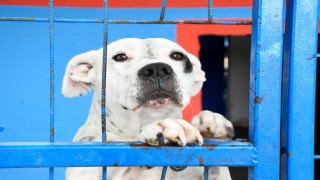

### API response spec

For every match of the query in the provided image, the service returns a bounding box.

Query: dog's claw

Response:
[157,132,165,146]
[170,166,187,171]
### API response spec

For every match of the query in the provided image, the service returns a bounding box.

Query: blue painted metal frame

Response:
[281,0,319,179]
[0,141,254,168]
[249,0,284,179]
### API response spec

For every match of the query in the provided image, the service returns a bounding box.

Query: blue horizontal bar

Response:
[0,141,255,168]
[315,155,320,159]
[0,17,252,25]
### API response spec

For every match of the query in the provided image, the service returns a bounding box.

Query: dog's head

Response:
[62,38,206,111]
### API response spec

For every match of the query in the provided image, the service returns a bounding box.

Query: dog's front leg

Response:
[191,110,234,180]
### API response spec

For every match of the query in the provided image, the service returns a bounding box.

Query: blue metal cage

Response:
[0,0,318,179]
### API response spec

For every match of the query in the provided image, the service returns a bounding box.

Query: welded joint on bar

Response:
[317,54,320,58]
[315,155,320,159]
[159,0,167,22]
[251,147,258,165]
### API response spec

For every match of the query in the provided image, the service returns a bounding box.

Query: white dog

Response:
[62,38,234,180]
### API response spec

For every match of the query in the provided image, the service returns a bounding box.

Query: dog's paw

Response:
[138,119,203,146]
[191,110,235,139]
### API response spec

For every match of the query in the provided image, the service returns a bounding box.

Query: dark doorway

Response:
[199,35,251,180]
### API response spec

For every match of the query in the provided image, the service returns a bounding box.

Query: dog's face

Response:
[62,38,206,111]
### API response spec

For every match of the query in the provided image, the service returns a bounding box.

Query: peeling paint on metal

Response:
[199,158,204,166]
[254,96,263,104]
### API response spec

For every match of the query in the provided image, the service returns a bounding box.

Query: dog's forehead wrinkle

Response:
[108,39,145,60]
[145,39,185,58]
[145,42,156,59]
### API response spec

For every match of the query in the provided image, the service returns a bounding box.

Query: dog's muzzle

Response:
[137,63,180,108]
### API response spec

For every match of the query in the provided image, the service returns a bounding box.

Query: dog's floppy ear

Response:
[62,49,102,98]
[187,53,206,96]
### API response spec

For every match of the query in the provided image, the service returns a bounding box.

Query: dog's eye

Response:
[113,53,128,62]
[170,52,184,60]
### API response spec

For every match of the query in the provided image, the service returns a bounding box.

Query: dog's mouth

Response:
[145,92,173,109]
[138,91,181,109]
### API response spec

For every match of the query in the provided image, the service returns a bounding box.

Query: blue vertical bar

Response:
[208,0,213,23]
[159,0,167,22]
[101,0,108,144]
[160,166,167,180]
[48,0,55,179]
[281,0,319,179]
[249,0,284,179]
[102,0,109,179]
[203,166,209,180]
[48,0,55,145]
[159,1,168,178]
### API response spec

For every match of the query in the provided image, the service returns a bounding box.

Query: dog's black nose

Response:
[138,63,174,82]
